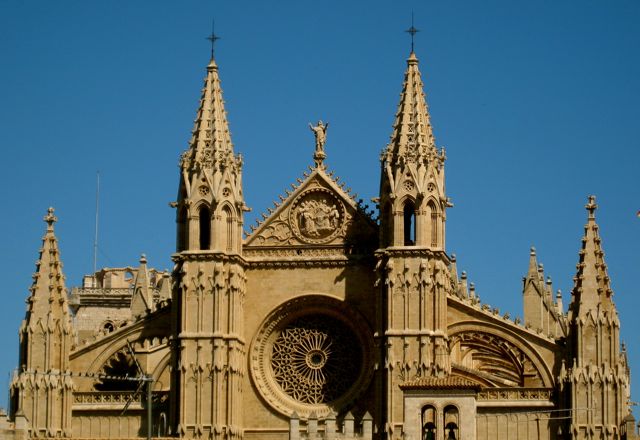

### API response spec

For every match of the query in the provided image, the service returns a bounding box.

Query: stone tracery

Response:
[271,315,362,404]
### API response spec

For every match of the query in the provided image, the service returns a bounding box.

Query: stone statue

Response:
[309,120,329,154]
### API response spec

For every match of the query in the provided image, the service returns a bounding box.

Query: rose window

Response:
[250,296,373,418]
[271,316,362,404]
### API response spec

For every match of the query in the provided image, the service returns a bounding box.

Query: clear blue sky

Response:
[1,0,638,415]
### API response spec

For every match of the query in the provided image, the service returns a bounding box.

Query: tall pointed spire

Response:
[563,196,631,438]
[568,195,616,318]
[21,207,73,349]
[12,207,73,437]
[379,50,448,249]
[180,54,237,175]
[175,46,246,253]
[383,52,438,167]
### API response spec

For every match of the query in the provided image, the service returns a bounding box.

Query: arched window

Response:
[444,405,459,440]
[421,405,436,440]
[403,200,416,246]
[428,200,438,247]
[199,205,211,250]
[222,206,234,252]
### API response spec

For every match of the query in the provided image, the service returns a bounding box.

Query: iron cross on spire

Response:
[405,12,419,53]
[206,19,220,59]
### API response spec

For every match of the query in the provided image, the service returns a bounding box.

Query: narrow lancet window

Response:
[199,205,211,250]
[222,206,233,252]
[428,201,438,247]
[403,201,416,246]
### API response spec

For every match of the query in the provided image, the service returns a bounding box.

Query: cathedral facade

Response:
[2,49,637,440]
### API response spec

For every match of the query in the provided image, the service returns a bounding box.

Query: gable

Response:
[245,168,377,251]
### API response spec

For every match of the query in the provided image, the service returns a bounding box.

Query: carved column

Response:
[173,257,246,440]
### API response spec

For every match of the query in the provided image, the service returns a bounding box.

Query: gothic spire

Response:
[22,207,72,342]
[14,208,74,437]
[383,51,437,167]
[179,53,238,176]
[568,195,616,319]
[175,52,245,254]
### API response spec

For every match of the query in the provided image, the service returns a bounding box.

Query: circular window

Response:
[271,315,362,404]
[250,295,373,418]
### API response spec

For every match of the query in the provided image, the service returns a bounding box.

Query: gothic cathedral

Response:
[2,49,637,440]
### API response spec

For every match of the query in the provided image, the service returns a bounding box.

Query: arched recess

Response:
[401,198,416,246]
[448,321,554,388]
[198,204,211,250]
[93,350,139,391]
[150,350,172,391]
[426,199,439,248]
[444,405,459,440]
[422,405,437,440]
[219,203,235,252]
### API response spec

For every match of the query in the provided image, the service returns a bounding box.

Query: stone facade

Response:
[2,50,637,440]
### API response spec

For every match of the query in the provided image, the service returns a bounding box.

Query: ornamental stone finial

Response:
[44,207,57,230]
[586,195,598,219]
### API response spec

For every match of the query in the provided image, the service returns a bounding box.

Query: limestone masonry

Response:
[1,50,637,440]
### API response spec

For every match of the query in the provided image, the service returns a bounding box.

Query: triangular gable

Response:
[245,167,377,248]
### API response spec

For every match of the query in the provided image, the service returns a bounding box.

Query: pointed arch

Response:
[426,199,439,248]
[198,204,211,250]
[218,202,236,252]
[402,198,416,246]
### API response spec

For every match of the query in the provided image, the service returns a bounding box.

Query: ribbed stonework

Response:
[11,208,73,438]
[171,55,246,440]
[561,196,632,440]
[376,52,451,440]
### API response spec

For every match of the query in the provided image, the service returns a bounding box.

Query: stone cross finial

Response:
[586,195,597,219]
[44,207,57,230]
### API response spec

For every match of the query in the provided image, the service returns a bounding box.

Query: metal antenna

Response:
[405,11,419,53]
[93,171,100,276]
[206,19,220,59]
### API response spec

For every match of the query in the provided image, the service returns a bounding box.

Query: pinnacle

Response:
[527,246,538,278]
[383,50,437,167]
[180,56,238,175]
[569,195,615,317]
[23,208,71,338]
